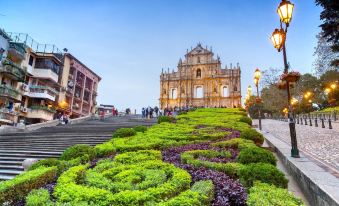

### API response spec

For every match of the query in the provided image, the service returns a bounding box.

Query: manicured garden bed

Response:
[0,108,304,205]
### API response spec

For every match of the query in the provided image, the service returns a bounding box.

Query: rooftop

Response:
[6,32,63,61]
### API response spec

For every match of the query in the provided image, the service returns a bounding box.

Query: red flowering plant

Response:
[280,71,301,83]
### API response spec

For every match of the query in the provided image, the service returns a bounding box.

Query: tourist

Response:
[154,106,159,117]
[142,107,146,118]
[64,114,69,124]
[100,110,104,121]
[145,107,149,118]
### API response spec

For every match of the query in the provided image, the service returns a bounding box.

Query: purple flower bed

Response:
[162,129,247,206]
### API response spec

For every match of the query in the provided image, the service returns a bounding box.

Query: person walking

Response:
[142,107,146,118]
[64,114,69,124]
[145,107,149,119]
[150,107,154,118]
[154,106,159,117]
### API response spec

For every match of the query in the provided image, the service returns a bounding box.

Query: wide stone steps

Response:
[0,116,156,180]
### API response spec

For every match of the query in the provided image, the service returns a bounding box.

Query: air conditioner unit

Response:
[68,80,74,87]
[20,107,28,113]
[22,84,29,92]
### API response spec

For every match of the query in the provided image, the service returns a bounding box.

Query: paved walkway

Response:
[254,119,339,177]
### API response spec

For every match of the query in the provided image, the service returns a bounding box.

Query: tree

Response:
[261,67,282,87]
[261,85,287,114]
[313,33,339,76]
[319,70,339,105]
[315,0,339,66]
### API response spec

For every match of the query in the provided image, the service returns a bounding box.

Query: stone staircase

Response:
[0,115,156,180]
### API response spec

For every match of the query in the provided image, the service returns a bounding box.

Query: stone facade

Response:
[160,44,241,109]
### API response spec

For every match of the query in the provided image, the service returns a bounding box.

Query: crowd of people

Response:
[56,112,69,124]
[141,106,196,118]
[141,106,159,118]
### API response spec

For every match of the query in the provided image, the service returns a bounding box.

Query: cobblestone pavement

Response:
[254,119,339,176]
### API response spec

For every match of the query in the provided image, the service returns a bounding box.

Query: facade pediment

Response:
[186,43,213,56]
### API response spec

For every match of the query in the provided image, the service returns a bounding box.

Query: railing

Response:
[29,85,58,94]
[0,59,26,81]
[9,42,26,57]
[29,105,56,113]
[0,108,16,123]
[7,32,63,62]
[0,85,20,99]
[273,111,337,130]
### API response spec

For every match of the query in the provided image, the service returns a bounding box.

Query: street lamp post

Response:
[254,68,262,130]
[270,0,300,158]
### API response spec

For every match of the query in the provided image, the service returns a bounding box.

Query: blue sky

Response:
[0,0,322,111]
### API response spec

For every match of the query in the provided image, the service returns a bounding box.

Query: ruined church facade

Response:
[159,44,241,109]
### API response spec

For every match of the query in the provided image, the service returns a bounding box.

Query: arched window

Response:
[197,56,201,63]
[234,86,237,91]
[196,86,203,98]
[171,88,177,99]
[222,86,229,97]
[196,69,201,78]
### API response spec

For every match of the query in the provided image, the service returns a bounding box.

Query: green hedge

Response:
[133,125,148,133]
[158,116,176,124]
[181,150,242,177]
[60,144,96,161]
[238,163,288,188]
[159,180,214,206]
[29,155,90,175]
[240,129,264,146]
[26,189,53,206]
[0,166,57,204]
[54,150,195,205]
[112,127,137,138]
[211,138,255,150]
[239,116,252,126]
[247,182,304,206]
[28,158,60,171]
[237,147,277,166]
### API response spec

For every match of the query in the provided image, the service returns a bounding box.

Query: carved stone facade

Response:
[159,44,241,109]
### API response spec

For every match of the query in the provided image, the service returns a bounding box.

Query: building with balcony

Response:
[0,30,101,125]
[0,29,27,126]
[59,53,100,118]
[160,43,241,109]
[6,33,63,124]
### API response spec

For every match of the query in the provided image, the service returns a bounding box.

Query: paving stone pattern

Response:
[0,116,156,180]
[255,119,339,176]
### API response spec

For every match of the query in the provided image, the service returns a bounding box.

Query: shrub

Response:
[0,166,57,204]
[95,142,116,157]
[190,180,214,204]
[60,144,96,161]
[158,116,176,124]
[239,116,252,125]
[237,147,277,165]
[54,164,114,205]
[212,138,255,150]
[247,182,304,206]
[133,125,147,133]
[240,129,264,146]
[238,163,288,188]
[55,160,192,206]
[26,189,53,206]
[113,150,161,164]
[238,108,247,112]
[112,128,137,138]
[160,180,214,206]
[28,158,60,171]
[181,150,242,177]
